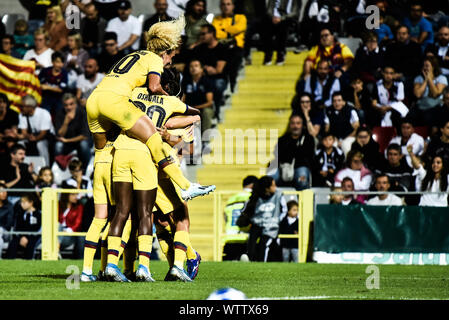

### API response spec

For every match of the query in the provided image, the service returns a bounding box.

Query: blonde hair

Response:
[34,27,49,40]
[46,5,64,24]
[68,32,83,49]
[145,14,185,55]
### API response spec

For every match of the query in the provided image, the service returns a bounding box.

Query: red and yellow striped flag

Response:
[0,53,41,113]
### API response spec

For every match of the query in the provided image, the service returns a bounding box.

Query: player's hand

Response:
[272,16,281,24]
[28,162,34,174]
[157,126,170,142]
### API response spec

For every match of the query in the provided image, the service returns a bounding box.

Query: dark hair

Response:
[200,23,216,38]
[346,150,364,167]
[21,193,38,205]
[189,59,203,68]
[356,126,371,137]
[1,34,15,45]
[9,144,26,155]
[51,51,64,62]
[161,67,181,97]
[59,186,81,210]
[387,143,401,154]
[0,182,7,189]
[331,91,344,100]
[287,200,298,211]
[0,93,10,106]
[321,132,335,140]
[104,31,118,42]
[68,158,83,171]
[185,0,207,17]
[400,116,414,127]
[341,177,354,187]
[423,56,442,77]
[375,173,390,184]
[421,156,448,192]
[242,175,258,188]
[242,176,275,217]
[36,166,53,186]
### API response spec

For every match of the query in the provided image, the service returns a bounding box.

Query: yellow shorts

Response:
[112,149,158,190]
[86,90,145,134]
[93,162,115,205]
[154,175,184,215]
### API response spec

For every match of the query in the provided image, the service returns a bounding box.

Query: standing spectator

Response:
[212,0,247,93]
[43,5,69,52]
[13,20,34,59]
[350,127,383,173]
[76,58,104,107]
[184,0,208,49]
[334,150,373,193]
[181,59,214,134]
[352,32,385,84]
[424,120,449,167]
[105,0,142,54]
[0,94,19,149]
[141,0,174,49]
[64,32,90,75]
[312,132,345,187]
[61,159,93,202]
[270,114,315,191]
[279,200,299,263]
[54,93,91,172]
[388,118,425,168]
[425,26,449,77]
[324,92,360,155]
[261,0,301,66]
[292,93,326,138]
[38,51,69,115]
[22,28,54,75]
[0,183,14,254]
[366,174,403,206]
[18,0,59,34]
[403,1,433,51]
[58,188,84,258]
[97,32,125,73]
[6,193,41,259]
[80,3,107,57]
[17,95,55,166]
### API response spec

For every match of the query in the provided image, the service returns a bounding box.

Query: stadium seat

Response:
[414,126,429,140]
[24,156,46,173]
[1,13,26,34]
[372,126,397,154]
[338,37,363,55]
[311,187,331,206]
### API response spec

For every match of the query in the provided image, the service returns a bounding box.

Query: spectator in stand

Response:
[408,146,449,207]
[23,28,54,75]
[105,0,142,54]
[292,93,325,138]
[324,92,360,155]
[184,0,208,49]
[17,95,54,166]
[352,32,385,84]
[35,166,57,189]
[303,59,341,109]
[403,1,433,52]
[0,182,14,253]
[93,0,119,21]
[60,0,91,24]
[1,35,20,58]
[270,114,315,191]
[425,26,449,78]
[80,3,107,57]
[412,56,448,126]
[63,32,90,75]
[44,5,69,52]
[344,76,371,126]
[61,159,93,203]
[19,0,59,34]
[339,177,360,205]
[261,0,301,66]
[334,150,373,193]
[0,94,19,149]
[212,0,247,93]
[430,88,449,135]
[350,127,383,173]
[76,58,104,107]
[97,32,125,73]
[141,0,174,49]
[13,20,34,59]
[38,51,68,115]
[54,93,91,172]
[424,120,449,167]
[375,11,394,45]
[279,200,298,263]
[312,132,345,187]
[366,174,403,206]
[181,59,214,134]
[6,193,41,259]
[388,117,425,168]
[369,65,408,129]
[303,27,354,80]
[58,187,84,258]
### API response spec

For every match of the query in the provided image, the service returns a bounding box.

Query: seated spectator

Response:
[375,11,394,45]
[181,59,214,134]
[64,32,90,76]
[412,56,448,126]
[339,177,361,205]
[17,95,55,166]
[292,93,325,138]
[303,27,354,80]
[184,0,208,49]
[0,182,14,252]
[303,59,341,109]
[212,0,247,92]
[58,188,84,258]
[97,32,125,74]
[369,65,408,129]
[141,0,174,49]
[388,117,425,168]
[312,133,345,187]
[38,51,69,114]
[424,120,449,166]
[270,114,315,191]
[352,32,385,84]
[44,5,69,51]
[403,1,433,52]
[430,88,449,135]
[35,166,57,189]
[54,93,91,171]
[334,150,373,193]
[261,0,300,66]
[23,28,54,75]
[76,58,104,107]
[344,76,371,125]
[425,26,449,77]
[0,144,36,205]
[80,2,107,57]
[6,193,41,259]
[366,174,403,206]
[279,200,299,263]
[61,158,93,203]
[1,34,20,58]
[408,147,449,207]
[13,19,34,59]
[0,94,19,150]
[350,127,383,173]
[324,92,360,155]
[105,0,142,54]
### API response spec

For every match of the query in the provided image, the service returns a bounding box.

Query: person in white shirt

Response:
[334,150,372,192]
[76,58,104,106]
[22,28,54,75]
[366,174,403,206]
[388,117,424,168]
[408,145,449,207]
[105,0,142,53]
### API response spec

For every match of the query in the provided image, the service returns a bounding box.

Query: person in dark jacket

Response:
[312,132,345,187]
[279,200,298,262]
[350,126,383,173]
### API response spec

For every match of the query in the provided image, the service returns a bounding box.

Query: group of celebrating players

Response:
[78,15,215,283]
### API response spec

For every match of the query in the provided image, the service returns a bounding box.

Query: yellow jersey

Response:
[95,50,164,97]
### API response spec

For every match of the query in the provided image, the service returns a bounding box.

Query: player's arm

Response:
[148,73,168,96]
[165,115,200,130]
[157,126,182,147]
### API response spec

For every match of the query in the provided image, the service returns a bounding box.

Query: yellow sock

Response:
[107,236,121,266]
[174,230,190,269]
[186,243,197,260]
[156,224,174,268]
[118,219,132,259]
[82,217,107,274]
[146,134,191,190]
[100,222,110,272]
[138,235,153,269]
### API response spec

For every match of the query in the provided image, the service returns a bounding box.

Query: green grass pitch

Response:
[1,260,449,300]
